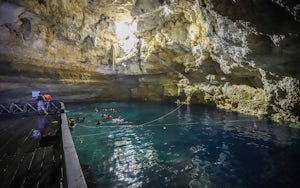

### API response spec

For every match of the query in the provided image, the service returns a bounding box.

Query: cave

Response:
[1,0,300,187]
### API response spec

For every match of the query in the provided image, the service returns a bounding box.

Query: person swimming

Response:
[76,117,85,122]
[68,117,76,127]
[112,116,124,123]
[96,120,101,126]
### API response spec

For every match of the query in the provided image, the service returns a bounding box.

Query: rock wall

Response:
[0,0,299,123]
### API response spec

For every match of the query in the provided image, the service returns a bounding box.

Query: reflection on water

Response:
[68,102,300,188]
[109,129,158,187]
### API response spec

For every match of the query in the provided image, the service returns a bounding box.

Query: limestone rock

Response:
[0,0,299,123]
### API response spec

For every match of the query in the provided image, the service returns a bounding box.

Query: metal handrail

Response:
[0,101,61,114]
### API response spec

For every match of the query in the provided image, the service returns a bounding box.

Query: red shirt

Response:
[44,94,51,102]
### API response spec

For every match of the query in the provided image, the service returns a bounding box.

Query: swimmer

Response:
[112,108,119,113]
[112,116,124,123]
[95,107,99,112]
[68,117,76,127]
[77,117,85,122]
[96,120,101,126]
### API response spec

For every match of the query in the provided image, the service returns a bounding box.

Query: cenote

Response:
[67,102,300,188]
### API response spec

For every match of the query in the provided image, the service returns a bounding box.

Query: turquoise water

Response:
[67,102,300,188]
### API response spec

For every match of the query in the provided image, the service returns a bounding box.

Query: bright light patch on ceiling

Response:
[115,20,138,54]
[115,21,131,39]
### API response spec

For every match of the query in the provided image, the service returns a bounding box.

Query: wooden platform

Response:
[0,114,62,188]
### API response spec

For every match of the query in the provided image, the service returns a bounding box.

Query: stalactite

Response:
[111,44,116,72]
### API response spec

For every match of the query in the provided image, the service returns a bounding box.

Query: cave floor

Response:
[0,113,62,188]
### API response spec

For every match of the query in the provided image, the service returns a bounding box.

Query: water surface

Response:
[67,102,300,188]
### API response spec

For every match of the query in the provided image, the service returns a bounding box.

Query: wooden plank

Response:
[23,148,44,188]
[0,154,15,179]
[0,154,21,188]
[0,132,18,155]
[43,146,54,165]
[39,163,57,188]
[0,131,28,156]
[61,111,87,188]
[38,146,60,188]
[10,152,34,188]
[0,130,11,149]
[18,130,40,153]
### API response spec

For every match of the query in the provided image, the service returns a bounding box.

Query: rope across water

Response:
[73,103,184,130]
[73,119,260,138]
[71,103,260,139]
[73,122,199,138]
[138,103,184,126]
